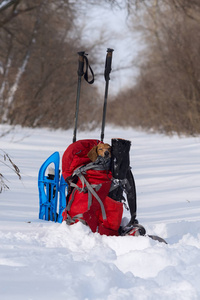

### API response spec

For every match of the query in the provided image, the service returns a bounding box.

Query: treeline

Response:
[108,0,200,135]
[0,0,101,129]
[1,0,200,135]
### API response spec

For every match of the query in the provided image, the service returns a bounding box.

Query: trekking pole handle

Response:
[77,51,85,77]
[104,48,114,81]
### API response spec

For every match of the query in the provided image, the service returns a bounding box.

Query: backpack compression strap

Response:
[65,157,111,225]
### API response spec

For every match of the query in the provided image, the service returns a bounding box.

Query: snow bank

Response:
[0,125,200,300]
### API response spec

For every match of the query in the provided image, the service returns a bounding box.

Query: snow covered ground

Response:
[0,124,200,300]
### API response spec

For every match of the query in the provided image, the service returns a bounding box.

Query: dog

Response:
[87,143,111,162]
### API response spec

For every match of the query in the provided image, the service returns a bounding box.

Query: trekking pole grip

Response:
[77,51,85,77]
[104,48,114,81]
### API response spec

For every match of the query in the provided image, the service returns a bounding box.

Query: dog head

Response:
[87,143,111,162]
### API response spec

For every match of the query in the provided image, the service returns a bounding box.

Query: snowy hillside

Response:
[0,124,200,300]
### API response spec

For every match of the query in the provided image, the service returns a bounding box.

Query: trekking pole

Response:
[73,51,94,143]
[73,51,85,143]
[100,48,114,142]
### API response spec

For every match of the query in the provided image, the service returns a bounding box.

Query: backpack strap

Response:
[65,158,111,225]
[72,156,110,177]
[67,173,106,221]
[81,174,107,220]
[109,178,131,193]
[65,213,87,226]
[109,177,131,211]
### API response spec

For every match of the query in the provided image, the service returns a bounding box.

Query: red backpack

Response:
[62,139,123,236]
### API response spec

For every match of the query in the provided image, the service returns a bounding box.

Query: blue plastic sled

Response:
[38,152,68,223]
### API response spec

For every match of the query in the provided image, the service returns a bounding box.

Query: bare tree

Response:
[107,0,200,135]
[0,0,102,129]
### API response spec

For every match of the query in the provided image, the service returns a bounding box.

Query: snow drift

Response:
[0,125,200,300]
